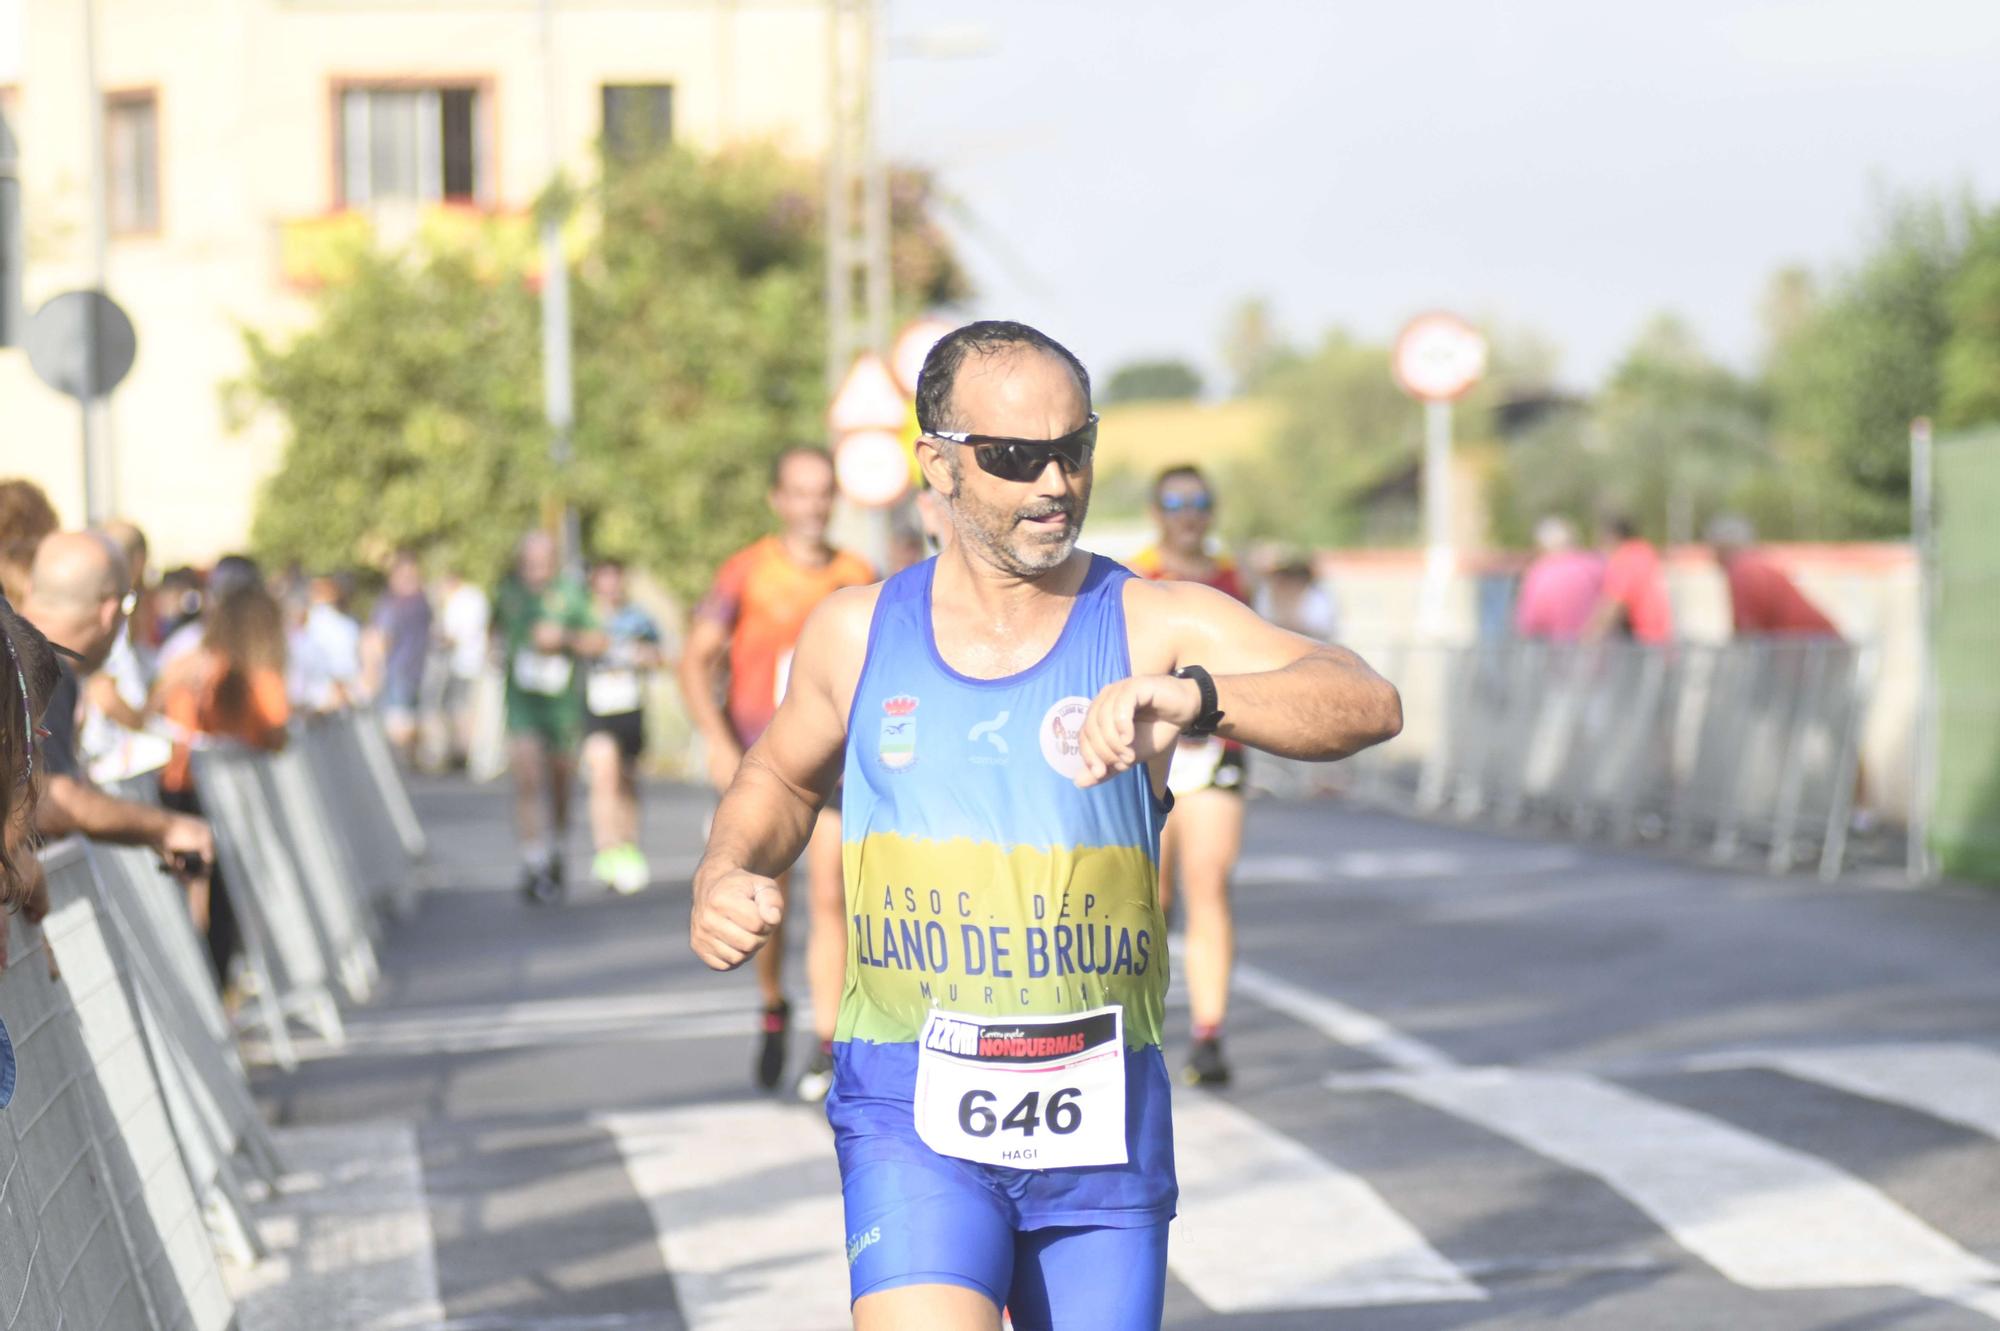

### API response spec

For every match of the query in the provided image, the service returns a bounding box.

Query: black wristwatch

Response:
[1171,664,1225,737]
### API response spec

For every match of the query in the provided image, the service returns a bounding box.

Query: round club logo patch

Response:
[1040,696,1093,780]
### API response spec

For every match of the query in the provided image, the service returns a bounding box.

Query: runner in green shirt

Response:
[493,531,596,904]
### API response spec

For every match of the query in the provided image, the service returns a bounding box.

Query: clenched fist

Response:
[690,863,786,970]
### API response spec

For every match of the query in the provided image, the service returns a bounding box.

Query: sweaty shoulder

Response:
[1119,575,1253,676]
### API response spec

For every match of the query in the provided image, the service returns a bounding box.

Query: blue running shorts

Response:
[841,1152,1169,1330]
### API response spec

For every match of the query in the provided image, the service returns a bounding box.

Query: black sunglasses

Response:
[929,414,1098,483]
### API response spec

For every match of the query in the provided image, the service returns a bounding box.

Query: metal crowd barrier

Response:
[1258,639,1870,879]
[0,705,427,1327]
[1,840,234,1331]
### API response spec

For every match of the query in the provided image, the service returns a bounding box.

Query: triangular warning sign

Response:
[829,352,909,434]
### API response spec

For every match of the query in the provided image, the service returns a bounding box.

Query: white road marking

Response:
[1229,957,1458,1072]
[228,1121,444,1331]
[602,1103,849,1331]
[1745,1044,2000,1143]
[1170,1092,1483,1310]
[1391,1068,2000,1320]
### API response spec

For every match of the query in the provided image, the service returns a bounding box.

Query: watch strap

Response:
[1171,664,1225,737]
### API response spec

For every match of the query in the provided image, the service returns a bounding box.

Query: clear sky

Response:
[883,0,2000,393]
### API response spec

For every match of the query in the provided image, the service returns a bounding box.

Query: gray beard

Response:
[945,473,1090,577]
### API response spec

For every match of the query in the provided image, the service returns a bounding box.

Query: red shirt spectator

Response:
[1598,538,1673,643]
[1722,553,1840,637]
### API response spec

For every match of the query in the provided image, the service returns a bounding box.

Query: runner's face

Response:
[590,564,626,605]
[939,350,1093,578]
[517,536,555,590]
[770,454,836,545]
[1155,475,1212,556]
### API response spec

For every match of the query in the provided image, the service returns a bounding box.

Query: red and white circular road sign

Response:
[1392,312,1488,402]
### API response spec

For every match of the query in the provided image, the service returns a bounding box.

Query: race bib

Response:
[512,648,573,697]
[914,1006,1127,1170]
[587,669,643,716]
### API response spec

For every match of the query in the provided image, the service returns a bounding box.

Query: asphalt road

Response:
[245,776,2000,1330]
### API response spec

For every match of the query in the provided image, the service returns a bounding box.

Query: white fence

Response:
[0,708,424,1330]
[1269,639,1870,879]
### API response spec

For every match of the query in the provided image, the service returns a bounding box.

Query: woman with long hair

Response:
[155,578,291,986]
[1,597,62,952]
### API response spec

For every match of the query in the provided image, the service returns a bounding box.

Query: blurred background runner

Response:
[582,558,666,896]
[435,568,492,773]
[1128,464,1250,1088]
[496,532,592,905]
[678,445,873,1100]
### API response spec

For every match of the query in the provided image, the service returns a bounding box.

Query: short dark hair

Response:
[1152,464,1210,506]
[914,320,1091,434]
[770,445,834,490]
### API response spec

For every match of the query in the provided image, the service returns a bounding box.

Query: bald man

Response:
[21,531,213,871]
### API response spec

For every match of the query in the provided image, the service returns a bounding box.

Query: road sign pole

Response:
[81,0,113,520]
[1423,397,1452,569]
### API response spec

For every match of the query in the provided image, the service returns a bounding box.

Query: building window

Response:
[602,83,672,162]
[339,85,486,208]
[1,89,18,345]
[106,91,161,235]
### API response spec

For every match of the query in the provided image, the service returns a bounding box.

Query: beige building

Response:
[0,0,835,563]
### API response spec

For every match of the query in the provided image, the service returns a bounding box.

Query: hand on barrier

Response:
[154,813,215,879]
[690,864,784,971]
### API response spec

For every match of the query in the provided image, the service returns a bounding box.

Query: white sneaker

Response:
[608,845,651,896]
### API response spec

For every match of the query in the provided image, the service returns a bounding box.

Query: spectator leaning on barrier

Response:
[156,578,291,986]
[18,532,216,902]
[0,597,62,958]
[1583,513,1673,644]
[364,551,434,765]
[1707,515,1842,639]
[0,478,60,605]
[1514,516,1604,640]
[305,573,364,698]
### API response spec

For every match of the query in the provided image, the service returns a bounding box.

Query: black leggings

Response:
[160,784,240,992]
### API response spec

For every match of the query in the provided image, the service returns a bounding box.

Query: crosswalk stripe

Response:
[600,1103,849,1331]
[1169,1092,1484,1311]
[1755,1045,2000,1143]
[1390,1068,2000,1319]
[1229,957,1457,1072]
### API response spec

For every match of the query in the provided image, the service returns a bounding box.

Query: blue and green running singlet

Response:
[827,552,1176,1235]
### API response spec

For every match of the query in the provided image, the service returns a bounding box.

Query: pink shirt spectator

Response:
[1514,550,1604,640]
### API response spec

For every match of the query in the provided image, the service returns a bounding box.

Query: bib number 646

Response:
[957,1087,1083,1138]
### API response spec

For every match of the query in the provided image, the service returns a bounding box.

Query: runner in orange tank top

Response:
[679,446,875,1100]
[1129,464,1249,1088]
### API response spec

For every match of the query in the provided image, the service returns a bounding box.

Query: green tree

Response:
[1219,297,1295,396]
[1941,207,2000,431]
[1103,358,1203,404]
[1594,314,1770,544]
[1765,195,1974,535]
[1222,329,1414,547]
[240,144,968,600]
[239,248,548,586]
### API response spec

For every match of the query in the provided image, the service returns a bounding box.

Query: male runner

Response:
[689,321,1401,1330]
[1127,465,1249,1087]
[494,531,592,904]
[582,558,664,894]
[678,447,873,1098]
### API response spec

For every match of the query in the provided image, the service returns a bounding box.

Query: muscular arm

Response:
[1076,580,1400,787]
[689,585,876,970]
